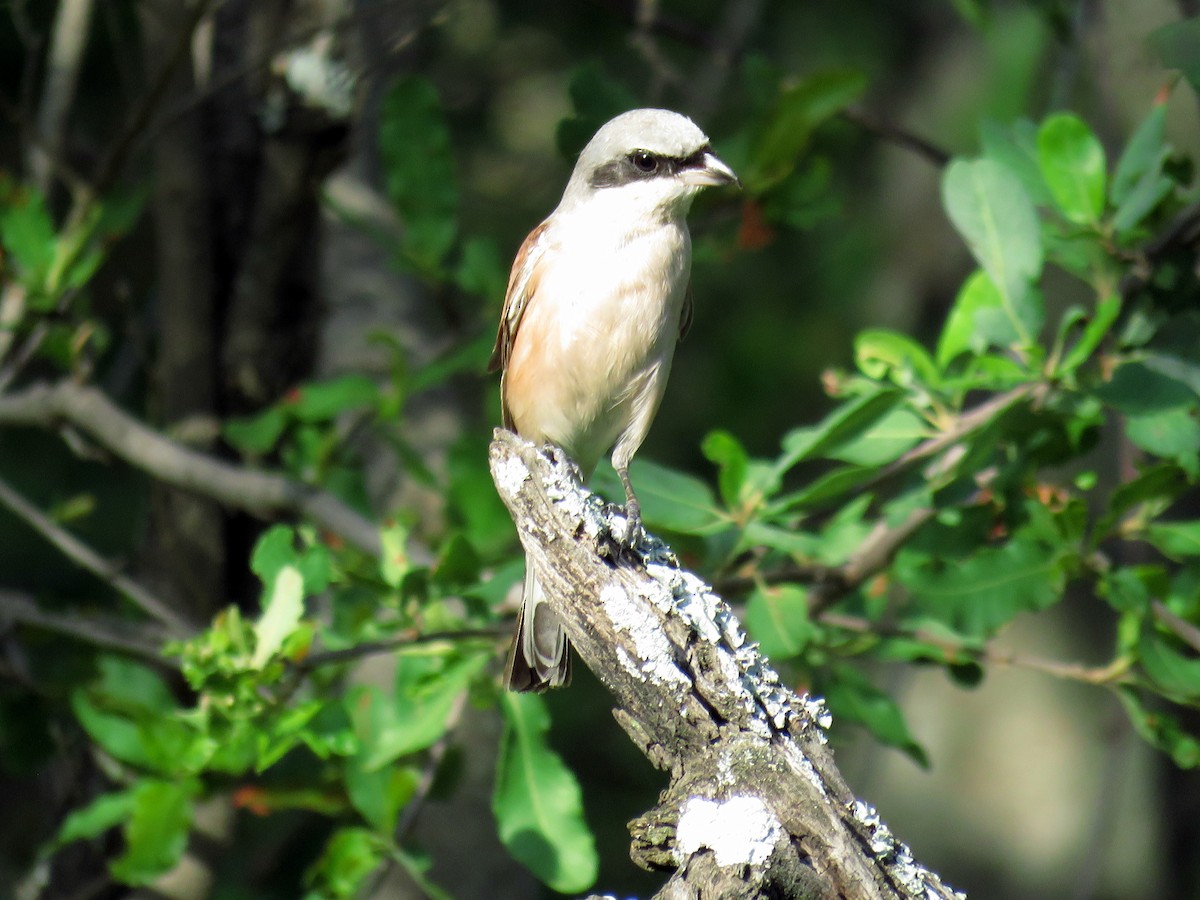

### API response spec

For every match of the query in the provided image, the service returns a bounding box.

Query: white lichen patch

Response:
[494,455,530,496]
[850,801,967,900]
[675,795,782,867]
[604,584,689,688]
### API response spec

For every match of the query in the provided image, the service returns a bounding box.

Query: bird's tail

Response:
[504,562,571,692]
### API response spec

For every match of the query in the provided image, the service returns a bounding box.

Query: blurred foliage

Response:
[3,1,1200,898]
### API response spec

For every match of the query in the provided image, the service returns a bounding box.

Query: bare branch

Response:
[0,588,170,662]
[490,430,963,900]
[295,627,504,671]
[841,106,952,167]
[28,0,97,193]
[0,474,194,634]
[0,380,381,556]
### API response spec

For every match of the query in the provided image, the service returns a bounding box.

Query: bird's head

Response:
[559,108,739,220]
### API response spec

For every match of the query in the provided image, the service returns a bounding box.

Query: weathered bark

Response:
[488,430,964,900]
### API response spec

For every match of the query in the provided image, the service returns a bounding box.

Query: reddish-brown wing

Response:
[488,219,552,430]
[488,219,551,375]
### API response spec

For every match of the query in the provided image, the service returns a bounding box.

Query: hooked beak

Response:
[680,150,740,189]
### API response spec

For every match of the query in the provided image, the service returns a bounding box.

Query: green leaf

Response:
[1096,361,1196,414]
[777,388,901,472]
[941,159,1043,347]
[253,565,305,668]
[1126,409,1200,476]
[70,658,176,771]
[768,464,877,512]
[1146,521,1200,561]
[344,757,419,832]
[223,406,288,456]
[747,68,867,190]
[745,585,814,660]
[1148,19,1200,95]
[379,76,458,274]
[1059,295,1121,372]
[493,693,598,893]
[821,666,928,767]
[828,408,928,467]
[854,329,940,387]
[593,458,727,536]
[56,789,137,847]
[978,118,1054,206]
[1036,113,1106,225]
[379,520,411,589]
[1118,687,1200,768]
[110,779,195,886]
[1139,623,1200,702]
[306,828,386,899]
[350,650,482,770]
[897,532,1066,638]
[1113,102,1170,200]
[702,429,749,508]
[0,183,56,285]
[285,374,379,422]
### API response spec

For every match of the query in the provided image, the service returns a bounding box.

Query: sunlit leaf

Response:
[941,159,1043,347]
[110,779,195,886]
[820,665,928,767]
[1036,113,1106,225]
[745,584,813,660]
[493,693,598,893]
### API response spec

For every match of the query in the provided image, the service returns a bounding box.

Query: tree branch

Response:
[489,430,963,900]
[0,380,381,556]
[0,588,170,662]
[0,474,193,634]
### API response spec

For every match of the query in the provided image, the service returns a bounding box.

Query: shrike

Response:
[490,108,738,692]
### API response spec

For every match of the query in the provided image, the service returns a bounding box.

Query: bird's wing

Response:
[489,219,552,430]
[678,280,694,341]
[488,219,551,375]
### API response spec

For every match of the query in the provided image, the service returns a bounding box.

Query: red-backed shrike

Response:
[490,108,738,692]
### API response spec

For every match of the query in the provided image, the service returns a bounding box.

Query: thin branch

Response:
[0,588,170,662]
[0,474,194,634]
[295,627,504,672]
[0,380,382,556]
[716,386,1038,603]
[28,0,97,193]
[841,106,952,167]
[1153,600,1200,655]
[818,611,1132,686]
[90,0,217,197]
[394,690,467,842]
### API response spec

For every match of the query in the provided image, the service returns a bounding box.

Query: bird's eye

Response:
[630,151,658,173]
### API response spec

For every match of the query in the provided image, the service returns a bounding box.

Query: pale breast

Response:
[503,211,691,471]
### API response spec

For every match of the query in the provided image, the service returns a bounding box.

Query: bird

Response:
[489,108,738,692]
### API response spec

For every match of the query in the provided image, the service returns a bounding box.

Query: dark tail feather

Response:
[504,566,571,692]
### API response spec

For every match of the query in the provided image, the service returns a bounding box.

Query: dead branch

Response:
[488,430,963,900]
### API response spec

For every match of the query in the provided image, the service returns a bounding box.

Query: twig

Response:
[686,0,764,121]
[0,474,193,634]
[295,627,504,671]
[0,588,171,662]
[841,106,952,168]
[90,0,217,197]
[0,380,382,556]
[1153,600,1200,655]
[716,386,1038,603]
[394,691,468,842]
[28,0,97,194]
[818,611,1131,686]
